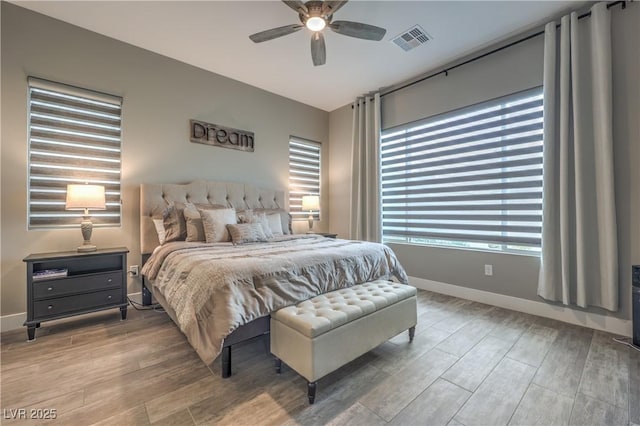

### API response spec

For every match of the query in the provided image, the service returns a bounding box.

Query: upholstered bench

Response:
[270,279,417,404]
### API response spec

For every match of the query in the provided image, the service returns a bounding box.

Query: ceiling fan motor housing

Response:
[299,1,333,26]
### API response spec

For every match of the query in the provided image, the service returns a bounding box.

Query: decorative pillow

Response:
[254,208,292,235]
[152,218,166,245]
[183,202,226,242]
[199,208,237,243]
[267,212,284,236]
[238,210,273,239]
[162,204,187,243]
[226,223,268,245]
[252,212,273,239]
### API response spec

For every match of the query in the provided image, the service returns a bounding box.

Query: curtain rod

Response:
[357,0,626,104]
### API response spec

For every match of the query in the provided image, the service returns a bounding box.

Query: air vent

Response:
[391,25,431,52]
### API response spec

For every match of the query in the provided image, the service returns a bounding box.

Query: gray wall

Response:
[381,34,544,131]
[0,3,329,316]
[329,3,639,320]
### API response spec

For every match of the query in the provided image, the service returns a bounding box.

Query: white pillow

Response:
[253,212,274,239]
[199,208,237,243]
[267,213,284,236]
[152,218,166,245]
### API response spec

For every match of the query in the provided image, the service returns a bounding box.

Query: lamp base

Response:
[77,244,97,253]
[78,215,96,252]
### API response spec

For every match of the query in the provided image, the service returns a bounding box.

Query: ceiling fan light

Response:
[306,16,326,32]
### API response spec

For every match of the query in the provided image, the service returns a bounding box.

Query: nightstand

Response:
[23,247,129,341]
[306,232,338,238]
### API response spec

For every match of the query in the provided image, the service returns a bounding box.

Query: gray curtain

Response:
[538,3,618,311]
[350,93,381,242]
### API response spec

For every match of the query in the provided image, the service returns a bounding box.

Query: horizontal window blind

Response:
[289,137,321,221]
[381,87,543,251]
[28,77,122,229]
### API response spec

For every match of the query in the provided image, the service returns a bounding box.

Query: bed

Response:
[140,180,408,376]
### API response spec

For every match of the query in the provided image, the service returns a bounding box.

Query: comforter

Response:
[141,235,408,364]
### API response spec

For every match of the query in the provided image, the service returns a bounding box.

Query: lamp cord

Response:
[127,296,165,313]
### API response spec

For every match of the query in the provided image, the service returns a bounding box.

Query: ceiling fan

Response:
[249,0,387,66]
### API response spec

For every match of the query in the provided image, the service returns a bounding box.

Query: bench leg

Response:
[307,381,317,404]
[221,346,232,378]
[409,326,416,343]
[274,357,282,374]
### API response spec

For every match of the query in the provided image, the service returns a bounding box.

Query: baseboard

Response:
[0,312,27,332]
[0,292,143,333]
[410,276,633,338]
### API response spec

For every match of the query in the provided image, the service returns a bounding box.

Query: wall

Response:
[381,34,544,131]
[329,3,639,323]
[0,3,329,318]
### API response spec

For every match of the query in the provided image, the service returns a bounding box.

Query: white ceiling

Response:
[12,1,583,111]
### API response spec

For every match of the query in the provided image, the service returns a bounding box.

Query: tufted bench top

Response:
[272,280,417,338]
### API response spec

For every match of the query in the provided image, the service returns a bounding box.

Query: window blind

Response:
[28,77,122,229]
[289,137,321,221]
[381,87,543,251]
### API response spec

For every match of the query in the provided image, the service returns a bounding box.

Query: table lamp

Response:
[301,195,320,232]
[66,184,106,252]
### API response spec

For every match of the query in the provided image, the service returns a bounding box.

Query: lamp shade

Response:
[65,184,106,210]
[301,195,320,211]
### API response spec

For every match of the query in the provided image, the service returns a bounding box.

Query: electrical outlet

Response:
[129,265,139,277]
[484,264,493,276]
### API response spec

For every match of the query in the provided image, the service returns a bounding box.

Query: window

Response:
[380,87,543,254]
[27,77,122,229]
[289,137,321,221]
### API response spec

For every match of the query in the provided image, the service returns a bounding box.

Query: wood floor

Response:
[1,290,638,425]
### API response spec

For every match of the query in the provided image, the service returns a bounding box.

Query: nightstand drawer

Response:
[33,271,122,300]
[33,288,124,318]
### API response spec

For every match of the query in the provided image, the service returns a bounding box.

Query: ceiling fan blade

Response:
[329,20,386,41]
[282,0,308,15]
[311,32,326,66]
[322,0,348,16]
[249,24,303,43]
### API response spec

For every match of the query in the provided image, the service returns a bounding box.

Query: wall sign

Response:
[190,119,254,152]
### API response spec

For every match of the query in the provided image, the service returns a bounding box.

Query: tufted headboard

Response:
[140,180,286,254]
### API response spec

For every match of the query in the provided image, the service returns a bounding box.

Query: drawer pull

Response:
[48,305,53,310]
[107,295,112,300]
[107,278,113,283]
[48,287,53,291]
